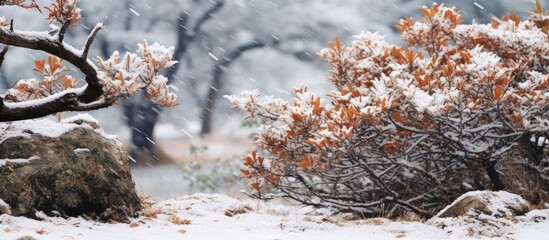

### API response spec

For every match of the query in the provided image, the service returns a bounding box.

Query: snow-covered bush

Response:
[0,0,177,122]
[228,2,549,217]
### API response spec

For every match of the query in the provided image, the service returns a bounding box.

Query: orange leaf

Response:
[130,223,139,228]
[348,106,359,117]
[383,141,400,154]
[334,37,341,51]
[118,72,125,85]
[307,138,326,148]
[291,112,304,122]
[421,6,431,17]
[509,13,521,25]
[36,228,47,235]
[48,56,60,73]
[313,105,323,115]
[405,49,414,63]
[391,112,402,122]
[459,51,471,62]
[243,156,253,166]
[34,59,46,72]
[299,154,314,169]
[178,229,187,234]
[240,169,251,177]
[380,98,389,111]
[535,0,543,14]
[250,182,260,191]
[493,85,504,101]
[458,81,465,90]
[126,53,131,68]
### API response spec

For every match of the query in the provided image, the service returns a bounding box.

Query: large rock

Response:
[0,114,140,221]
[435,191,530,218]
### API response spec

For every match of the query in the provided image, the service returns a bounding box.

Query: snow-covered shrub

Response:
[0,0,177,122]
[228,2,549,217]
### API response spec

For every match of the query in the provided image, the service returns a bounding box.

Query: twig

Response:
[57,20,72,43]
[82,20,106,59]
[0,45,8,69]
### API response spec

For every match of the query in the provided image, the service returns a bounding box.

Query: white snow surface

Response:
[0,198,8,208]
[0,156,40,167]
[0,114,119,144]
[60,113,99,125]
[0,118,78,144]
[0,194,548,240]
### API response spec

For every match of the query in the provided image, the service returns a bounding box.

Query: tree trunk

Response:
[483,157,505,191]
[125,98,162,161]
[123,1,226,160]
[200,41,264,136]
[123,11,190,161]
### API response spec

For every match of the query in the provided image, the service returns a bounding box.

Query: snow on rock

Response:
[429,191,538,238]
[434,191,530,219]
[0,198,10,215]
[1,193,548,240]
[0,156,40,167]
[429,208,549,239]
[0,118,81,144]
[61,113,100,126]
[0,114,120,146]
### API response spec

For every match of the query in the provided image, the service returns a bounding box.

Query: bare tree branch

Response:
[57,20,72,43]
[192,0,224,35]
[200,40,265,135]
[0,44,8,68]
[0,19,12,69]
[165,1,225,83]
[81,21,105,59]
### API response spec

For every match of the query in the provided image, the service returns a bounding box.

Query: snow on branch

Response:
[0,0,178,121]
[0,0,39,10]
[97,41,178,107]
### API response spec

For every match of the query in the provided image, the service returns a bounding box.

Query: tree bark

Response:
[200,41,264,136]
[483,157,505,191]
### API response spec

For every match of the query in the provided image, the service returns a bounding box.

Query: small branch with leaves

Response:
[0,0,178,122]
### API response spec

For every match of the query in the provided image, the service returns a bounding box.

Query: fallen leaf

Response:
[396,233,406,238]
[36,228,48,235]
[169,214,192,225]
[130,223,139,228]
[178,229,187,234]
[182,219,192,225]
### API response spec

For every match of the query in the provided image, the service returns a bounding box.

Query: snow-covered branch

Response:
[0,0,178,121]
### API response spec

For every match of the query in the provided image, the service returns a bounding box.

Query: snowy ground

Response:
[132,164,246,200]
[1,194,548,240]
[131,136,252,201]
